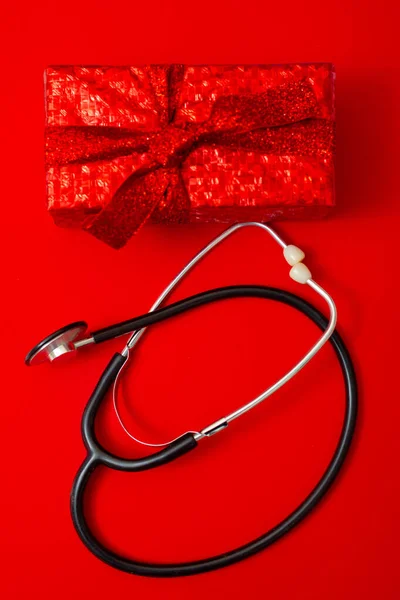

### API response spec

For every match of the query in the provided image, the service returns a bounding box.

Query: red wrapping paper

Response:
[45,64,335,248]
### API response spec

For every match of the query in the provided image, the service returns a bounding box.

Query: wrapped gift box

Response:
[45,64,335,248]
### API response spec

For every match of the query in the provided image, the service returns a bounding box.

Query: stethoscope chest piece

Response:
[25,321,88,366]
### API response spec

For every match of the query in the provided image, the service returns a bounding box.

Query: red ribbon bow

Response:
[46,70,325,248]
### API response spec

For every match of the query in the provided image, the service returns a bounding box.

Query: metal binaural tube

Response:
[112,222,337,447]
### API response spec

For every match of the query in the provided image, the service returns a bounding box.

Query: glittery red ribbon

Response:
[46,72,326,248]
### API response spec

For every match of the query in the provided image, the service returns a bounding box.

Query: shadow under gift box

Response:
[44,64,335,249]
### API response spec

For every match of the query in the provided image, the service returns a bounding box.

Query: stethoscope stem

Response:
[74,336,95,349]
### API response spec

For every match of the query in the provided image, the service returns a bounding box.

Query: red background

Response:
[2,2,399,598]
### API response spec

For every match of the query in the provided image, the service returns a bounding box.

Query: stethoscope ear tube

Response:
[69,289,357,578]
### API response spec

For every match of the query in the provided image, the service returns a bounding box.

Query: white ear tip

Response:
[283,245,305,266]
[290,263,312,284]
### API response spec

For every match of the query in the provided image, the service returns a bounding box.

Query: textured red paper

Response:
[45,64,335,247]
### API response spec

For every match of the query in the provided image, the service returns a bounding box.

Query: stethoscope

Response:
[26,222,357,577]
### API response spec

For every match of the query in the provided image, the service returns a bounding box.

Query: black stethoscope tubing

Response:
[71,284,357,577]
